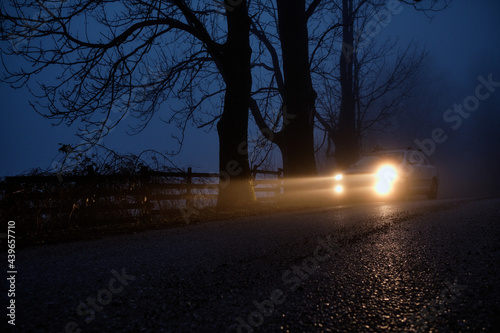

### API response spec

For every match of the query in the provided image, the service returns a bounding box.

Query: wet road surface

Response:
[4,197,500,332]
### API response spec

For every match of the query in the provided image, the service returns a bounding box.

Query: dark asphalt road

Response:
[3,197,500,332]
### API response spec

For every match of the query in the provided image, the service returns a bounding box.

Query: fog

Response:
[1,0,499,200]
[398,54,500,199]
[331,1,500,199]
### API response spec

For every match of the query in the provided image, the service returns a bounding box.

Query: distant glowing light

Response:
[334,185,344,193]
[375,165,398,195]
[334,174,343,181]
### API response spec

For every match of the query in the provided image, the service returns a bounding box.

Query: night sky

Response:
[1,0,499,194]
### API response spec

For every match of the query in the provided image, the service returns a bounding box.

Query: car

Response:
[333,148,439,200]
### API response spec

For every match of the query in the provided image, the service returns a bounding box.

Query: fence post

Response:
[186,167,193,207]
[140,166,151,217]
[251,165,258,183]
[84,165,97,225]
[277,168,284,199]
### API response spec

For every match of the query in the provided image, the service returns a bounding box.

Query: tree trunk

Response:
[216,0,255,209]
[335,0,359,170]
[276,0,317,180]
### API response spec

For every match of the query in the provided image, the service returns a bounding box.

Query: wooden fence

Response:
[0,167,283,233]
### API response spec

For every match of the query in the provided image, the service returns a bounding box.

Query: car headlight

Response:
[375,165,398,195]
[333,174,343,194]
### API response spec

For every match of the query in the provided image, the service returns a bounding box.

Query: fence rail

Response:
[0,167,283,233]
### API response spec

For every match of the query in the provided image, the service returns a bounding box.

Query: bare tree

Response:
[248,0,340,184]
[315,0,446,169]
[0,0,255,208]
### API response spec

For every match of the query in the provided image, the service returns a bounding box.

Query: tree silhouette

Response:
[0,0,450,206]
[316,0,449,169]
[1,0,255,208]
[249,0,331,183]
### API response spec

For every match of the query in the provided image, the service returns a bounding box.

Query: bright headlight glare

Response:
[377,165,397,182]
[334,185,343,193]
[334,174,343,181]
[375,165,398,195]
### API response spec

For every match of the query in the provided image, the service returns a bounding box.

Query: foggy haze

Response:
[1,0,499,199]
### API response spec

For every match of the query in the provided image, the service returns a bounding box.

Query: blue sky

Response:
[1,0,499,177]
